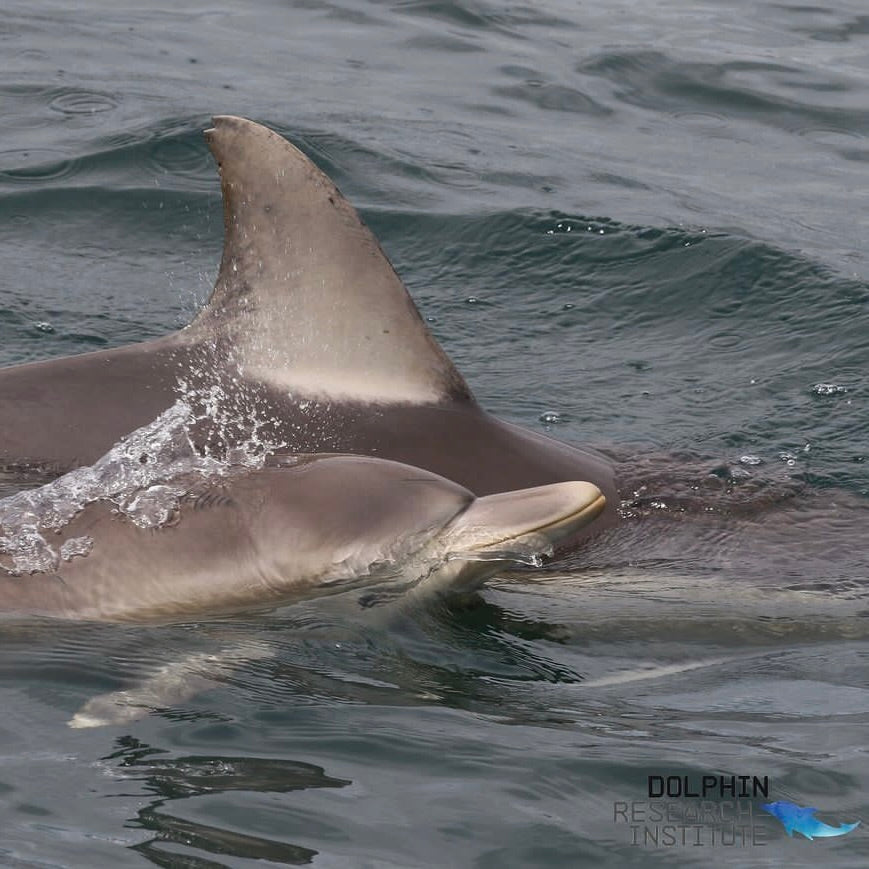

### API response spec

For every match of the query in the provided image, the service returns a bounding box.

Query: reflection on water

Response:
[0,537,866,865]
[107,736,349,866]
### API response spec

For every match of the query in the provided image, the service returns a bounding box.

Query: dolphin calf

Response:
[0,116,618,545]
[0,454,604,622]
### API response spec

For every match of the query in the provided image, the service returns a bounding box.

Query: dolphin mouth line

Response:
[476,492,607,552]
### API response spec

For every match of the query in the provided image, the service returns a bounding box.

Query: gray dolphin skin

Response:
[0,455,605,622]
[0,116,619,542]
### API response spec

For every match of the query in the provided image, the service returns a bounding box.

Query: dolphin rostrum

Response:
[0,454,605,622]
[0,116,618,543]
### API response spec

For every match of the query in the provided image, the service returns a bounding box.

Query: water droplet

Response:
[539,411,564,425]
[739,455,763,466]
[812,383,847,396]
[60,536,93,561]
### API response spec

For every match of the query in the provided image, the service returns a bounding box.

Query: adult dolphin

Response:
[0,117,618,541]
[0,455,606,622]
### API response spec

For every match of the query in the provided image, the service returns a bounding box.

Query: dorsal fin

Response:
[193,116,472,404]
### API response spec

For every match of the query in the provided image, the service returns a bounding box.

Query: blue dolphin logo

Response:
[762,801,860,840]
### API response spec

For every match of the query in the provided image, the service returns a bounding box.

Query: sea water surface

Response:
[1,0,868,866]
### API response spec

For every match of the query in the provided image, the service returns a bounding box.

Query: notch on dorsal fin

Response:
[193,116,472,405]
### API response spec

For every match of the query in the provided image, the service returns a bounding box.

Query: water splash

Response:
[443,531,552,569]
[0,352,289,575]
[173,340,288,465]
[59,536,94,561]
[0,335,295,576]
[0,403,196,573]
[446,548,546,568]
[812,382,848,396]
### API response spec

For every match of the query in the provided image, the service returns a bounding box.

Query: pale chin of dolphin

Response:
[418,481,606,595]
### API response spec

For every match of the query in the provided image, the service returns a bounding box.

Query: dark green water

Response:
[1,1,868,866]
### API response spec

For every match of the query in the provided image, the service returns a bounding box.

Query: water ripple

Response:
[493,83,612,118]
[0,148,77,185]
[48,87,119,115]
[577,50,869,135]
[786,10,869,43]
[148,133,214,181]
